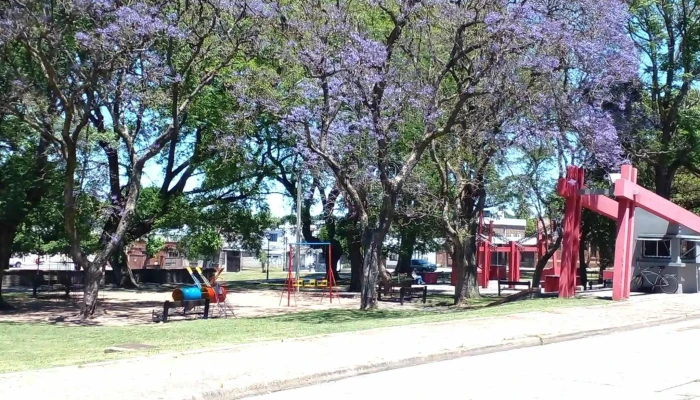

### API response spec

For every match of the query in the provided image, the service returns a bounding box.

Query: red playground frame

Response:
[283,242,338,307]
[556,164,700,300]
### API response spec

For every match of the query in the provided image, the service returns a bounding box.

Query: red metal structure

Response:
[475,218,549,288]
[555,164,700,300]
[450,213,560,288]
[283,242,338,306]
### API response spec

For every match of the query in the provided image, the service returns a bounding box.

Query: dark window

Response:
[642,240,670,258]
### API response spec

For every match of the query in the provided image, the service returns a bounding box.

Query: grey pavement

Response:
[2,294,700,400]
[250,319,700,400]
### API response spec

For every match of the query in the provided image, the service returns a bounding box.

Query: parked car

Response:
[410,259,437,273]
[9,258,22,268]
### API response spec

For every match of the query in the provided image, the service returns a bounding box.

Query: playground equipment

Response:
[153,266,233,322]
[188,266,234,318]
[556,164,700,300]
[280,242,339,307]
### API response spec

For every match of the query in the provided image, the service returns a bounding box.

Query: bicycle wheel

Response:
[659,275,679,294]
[630,274,644,292]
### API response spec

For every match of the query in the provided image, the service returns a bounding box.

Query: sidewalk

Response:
[2,294,700,400]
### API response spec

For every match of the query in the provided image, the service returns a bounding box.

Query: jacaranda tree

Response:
[253,0,637,309]
[0,0,274,318]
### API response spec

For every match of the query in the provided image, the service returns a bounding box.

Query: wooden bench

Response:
[437,271,451,284]
[377,280,427,305]
[155,299,210,322]
[497,280,532,296]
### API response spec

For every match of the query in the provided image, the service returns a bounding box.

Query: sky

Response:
[140,158,299,218]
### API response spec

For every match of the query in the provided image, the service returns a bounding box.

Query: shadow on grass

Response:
[258,308,432,324]
[0,295,168,326]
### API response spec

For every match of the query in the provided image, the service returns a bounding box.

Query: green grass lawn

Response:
[0,296,605,373]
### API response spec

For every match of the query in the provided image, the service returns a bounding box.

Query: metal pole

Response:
[266,235,270,281]
[283,233,287,272]
[295,172,302,286]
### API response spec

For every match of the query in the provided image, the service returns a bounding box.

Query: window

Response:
[642,240,670,258]
[681,240,696,260]
[267,233,278,242]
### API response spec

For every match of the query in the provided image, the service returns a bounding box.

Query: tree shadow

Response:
[259,308,422,324]
[0,294,168,326]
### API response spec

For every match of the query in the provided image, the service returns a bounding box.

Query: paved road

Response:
[248,320,700,400]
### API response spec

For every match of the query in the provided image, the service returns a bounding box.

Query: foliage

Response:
[145,235,165,259]
[178,227,223,261]
[625,0,700,197]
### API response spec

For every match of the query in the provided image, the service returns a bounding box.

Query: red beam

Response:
[580,195,618,220]
[615,179,700,234]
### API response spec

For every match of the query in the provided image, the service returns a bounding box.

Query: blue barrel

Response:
[172,285,202,301]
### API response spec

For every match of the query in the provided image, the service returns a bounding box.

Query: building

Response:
[632,208,700,293]
[432,211,530,267]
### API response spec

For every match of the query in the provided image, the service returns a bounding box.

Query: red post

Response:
[328,244,334,303]
[508,241,517,282]
[483,221,494,287]
[478,211,486,288]
[613,165,635,301]
[568,167,584,295]
[559,166,582,298]
[622,167,638,298]
[287,245,293,306]
[515,247,521,282]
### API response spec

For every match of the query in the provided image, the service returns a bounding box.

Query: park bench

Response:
[497,280,531,296]
[32,271,84,297]
[437,271,451,284]
[154,299,210,323]
[377,280,427,305]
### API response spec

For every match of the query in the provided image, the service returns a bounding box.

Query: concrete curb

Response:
[203,312,700,400]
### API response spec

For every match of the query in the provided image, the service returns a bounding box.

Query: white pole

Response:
[295,172,302,287]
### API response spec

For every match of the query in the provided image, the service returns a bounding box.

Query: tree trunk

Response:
[533,234,563,288]
[453,237,480,305]
[0,225,17,309]
[111,245,138,288]
[654,164,674,199]
[396,230,416,275]
[348,235,363,292]
[81,260,104,318]
[0,226,14,271]
[360,229,380,310]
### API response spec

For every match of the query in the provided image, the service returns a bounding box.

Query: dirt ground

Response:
[0,283,428,326]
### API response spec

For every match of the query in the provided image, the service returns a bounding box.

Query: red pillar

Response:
[559,168,576,297]
[613,165,637,301]
[622,167,638,298]
[515,249,521,281]
[479,242,488,288]
[612,166,634,301]
[483,222,493,287]
[508,241,517,282]
[568,167,584,294]
[478,211,487,288]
